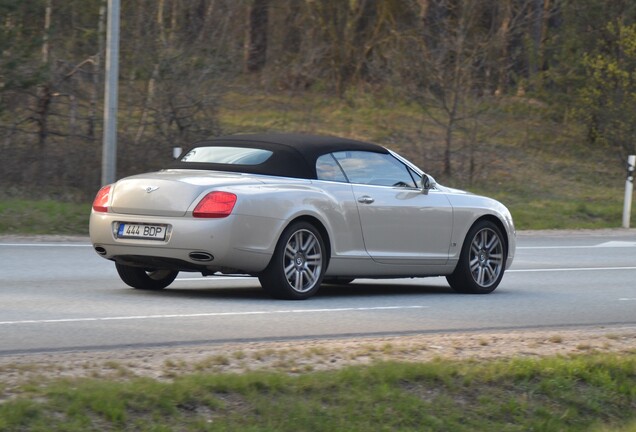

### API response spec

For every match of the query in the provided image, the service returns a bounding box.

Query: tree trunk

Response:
[352,0,377,81]
[444,119,453,177]
[41,0,52,64]
[134,64,159,146]
[283,0,301,56]
[36,0,53,184]
[529,0,544,87]
[495,0,512,96]
[157,0,166,46]
[536,0,551,88]
[245,0,269,73]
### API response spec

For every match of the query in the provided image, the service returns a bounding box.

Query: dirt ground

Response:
[1,326,634,394]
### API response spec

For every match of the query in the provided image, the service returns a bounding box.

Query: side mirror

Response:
[420,174,432,193]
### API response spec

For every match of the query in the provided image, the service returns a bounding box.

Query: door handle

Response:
[357,196,375,204]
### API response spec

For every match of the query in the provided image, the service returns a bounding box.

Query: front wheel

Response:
[447,220,506,294]
[259,222,327,300]
[115,263,178,290]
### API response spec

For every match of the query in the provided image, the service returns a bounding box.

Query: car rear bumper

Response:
[89,211,280,273]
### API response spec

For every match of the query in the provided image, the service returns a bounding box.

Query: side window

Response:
[316,154,348,182]
[332,151,417,188]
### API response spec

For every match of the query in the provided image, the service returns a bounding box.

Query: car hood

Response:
[110,170,264,217]
[435,183,470,195]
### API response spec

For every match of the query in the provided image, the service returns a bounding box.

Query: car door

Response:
[332,151,453,265]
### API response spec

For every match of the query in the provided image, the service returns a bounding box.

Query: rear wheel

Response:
[259,221,326,300]
[115,263,178,290]
[447,220,506,294]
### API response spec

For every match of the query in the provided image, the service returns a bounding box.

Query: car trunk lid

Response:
[110,170,262,217]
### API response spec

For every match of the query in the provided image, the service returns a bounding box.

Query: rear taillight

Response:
[92,185,112,212]
[193,191,237,218]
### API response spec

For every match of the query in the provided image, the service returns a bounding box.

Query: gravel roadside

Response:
[1,326,634,389]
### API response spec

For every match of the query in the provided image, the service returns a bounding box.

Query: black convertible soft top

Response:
[172,133,389,179]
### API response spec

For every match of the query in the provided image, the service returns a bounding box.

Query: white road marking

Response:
[518,241,636,250]
[509,266,636,273]
[597,241,636,248]
[0,305,427,326]
[618,298,636,301]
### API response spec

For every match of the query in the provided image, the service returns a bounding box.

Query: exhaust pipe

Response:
[189,251,214,262]
[94,246,107,256]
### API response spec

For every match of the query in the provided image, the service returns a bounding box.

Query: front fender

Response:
[445,193,516,268]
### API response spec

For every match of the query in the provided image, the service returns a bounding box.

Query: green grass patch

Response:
[478,191,632,230]
[0,199,90,235]
[510,200,628,230]
[1,353,635,431]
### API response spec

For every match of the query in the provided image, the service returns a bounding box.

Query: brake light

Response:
[92,185,112,213]
[193,191,237,218]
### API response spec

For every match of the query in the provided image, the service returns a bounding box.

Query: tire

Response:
[115,263,178,290]
[259,221,327,300]
[446,220,506,294]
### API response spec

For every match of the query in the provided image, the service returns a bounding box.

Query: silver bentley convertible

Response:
[90,133,516,299]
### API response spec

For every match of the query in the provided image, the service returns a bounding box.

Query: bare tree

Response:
[399,0,497,178]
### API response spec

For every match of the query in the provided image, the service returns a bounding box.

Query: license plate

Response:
[117,223,167,240]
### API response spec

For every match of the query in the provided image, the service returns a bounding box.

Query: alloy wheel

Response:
[468,227,504,288]
[283,229,323,293]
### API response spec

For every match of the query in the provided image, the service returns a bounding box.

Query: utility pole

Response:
[101,0,120,186]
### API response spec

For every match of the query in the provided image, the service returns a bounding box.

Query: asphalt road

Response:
[1,230,635,355]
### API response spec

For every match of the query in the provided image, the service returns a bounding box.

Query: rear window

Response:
[180,147,273,165]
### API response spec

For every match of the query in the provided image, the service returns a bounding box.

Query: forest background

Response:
[1,0,636,230]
